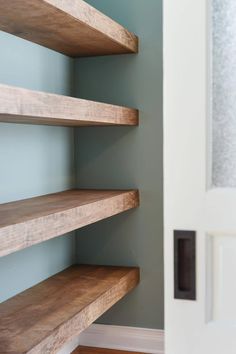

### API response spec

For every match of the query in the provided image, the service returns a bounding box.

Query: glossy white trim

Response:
[79,324,164,354]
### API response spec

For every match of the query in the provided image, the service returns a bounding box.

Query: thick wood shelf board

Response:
[0,189,139,257]
[0,265,140,353]
[0,0,138,57]
[0,84,138,126]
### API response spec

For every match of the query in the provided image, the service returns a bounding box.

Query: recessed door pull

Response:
[174,230,196,300]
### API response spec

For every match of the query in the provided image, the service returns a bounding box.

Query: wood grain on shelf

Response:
[0,189,139,257]
[0,265,140,354]
[0,84,138,126]
[0,0,138,57]
[74,347,147,354]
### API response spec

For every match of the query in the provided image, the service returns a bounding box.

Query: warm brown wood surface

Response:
[75,347,147,354]
[0,84,138,126]
[0,0,138,57]
[0,189,139,257]
[0,265,140,354]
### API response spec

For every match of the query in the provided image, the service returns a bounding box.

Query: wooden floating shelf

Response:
[0,0,138,57]
[0,189,139,257]
[0,265,140,353]
[0,84,139,126]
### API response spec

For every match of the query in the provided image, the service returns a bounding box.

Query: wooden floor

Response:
[74,347,147,354]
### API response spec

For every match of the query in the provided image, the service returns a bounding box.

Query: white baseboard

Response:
[79,324,164,354]
[57,324,164,354]
[58,336,80,354]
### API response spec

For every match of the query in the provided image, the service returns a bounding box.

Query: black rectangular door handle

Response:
[174,230,196,300]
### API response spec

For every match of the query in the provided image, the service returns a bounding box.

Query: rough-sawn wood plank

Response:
[0,84,138,126]
[0,265,140,353]
[0,189,139,257]
[0,0,138,56]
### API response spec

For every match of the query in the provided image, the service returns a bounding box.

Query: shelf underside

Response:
[0,84,139,126]
[0,0,138,57]
[0,265,140,353]
[0,189,139,257]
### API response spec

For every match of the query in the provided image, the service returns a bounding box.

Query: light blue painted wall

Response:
[75,0,163,329]
[0,0,163,329]
[0,32,76,302]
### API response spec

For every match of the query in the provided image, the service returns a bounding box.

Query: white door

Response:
[164,1,236,353]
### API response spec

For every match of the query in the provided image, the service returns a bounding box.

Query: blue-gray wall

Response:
[0,32,76,302]
[0,0,163,330]
[75,0,163,329]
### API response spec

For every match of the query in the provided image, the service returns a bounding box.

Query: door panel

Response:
[164,0,236,353]
[208,234,236,322]
[212,0,236,188]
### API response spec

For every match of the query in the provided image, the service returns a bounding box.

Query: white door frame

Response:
[164,0,236,353]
